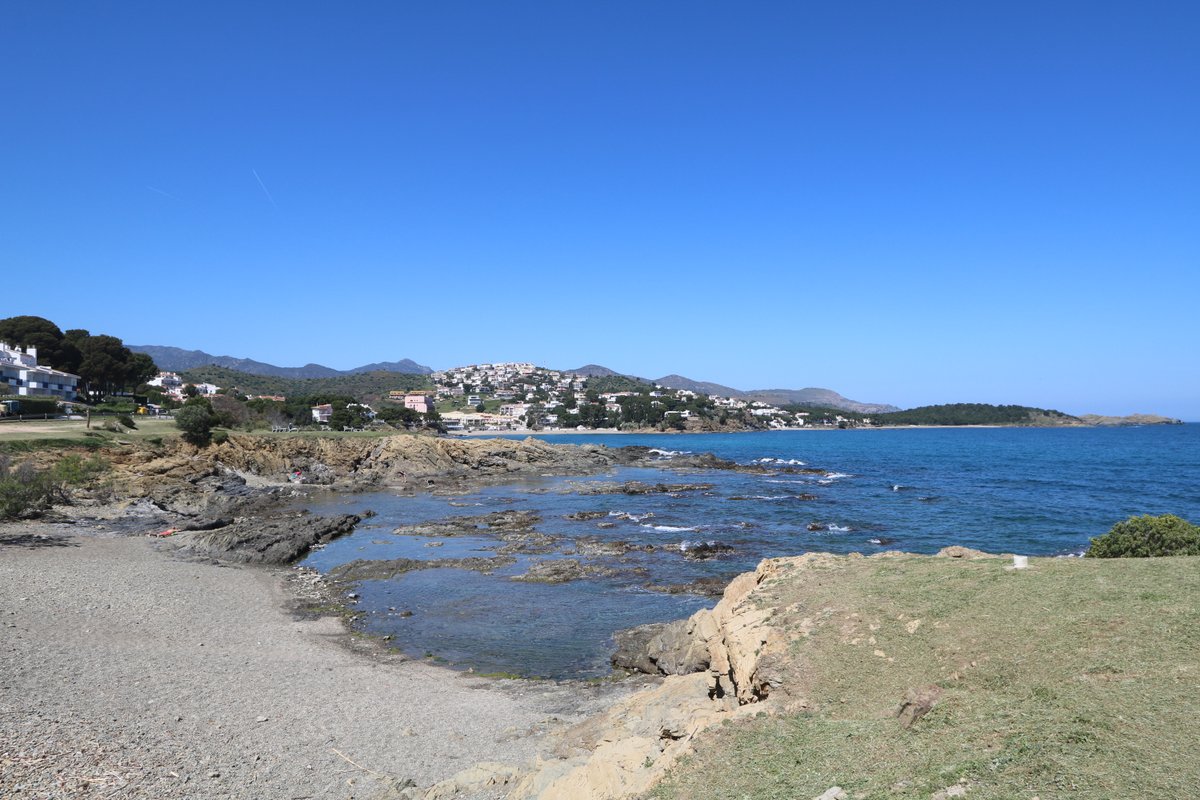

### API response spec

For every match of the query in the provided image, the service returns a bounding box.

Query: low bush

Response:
[1086,514,1200,558]
[0,453,108,520]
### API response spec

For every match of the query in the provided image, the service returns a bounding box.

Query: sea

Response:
[300,424,1200,679]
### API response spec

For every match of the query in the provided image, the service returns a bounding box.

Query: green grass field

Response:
[0,417,414,452]
[653,554,1200,800]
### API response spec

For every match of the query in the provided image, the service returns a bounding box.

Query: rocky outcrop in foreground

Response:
[416,555,811,800]
[170,512,363,565]
[421,547,1002,800]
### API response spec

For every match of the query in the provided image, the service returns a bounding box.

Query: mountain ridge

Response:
[130,345,433,378]
[136,348,895,413]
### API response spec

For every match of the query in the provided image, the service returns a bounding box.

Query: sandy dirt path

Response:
[0,525,628,799]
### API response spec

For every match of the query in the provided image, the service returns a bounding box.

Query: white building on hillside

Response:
[0,342,79,401]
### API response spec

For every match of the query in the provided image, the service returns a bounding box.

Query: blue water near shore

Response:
[301,424,1200,678]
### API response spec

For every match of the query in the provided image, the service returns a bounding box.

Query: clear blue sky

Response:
[3,2,1197,417]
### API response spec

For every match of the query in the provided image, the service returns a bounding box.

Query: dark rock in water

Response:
[511,558,616,584]
[807,522,824,531]
[329,555,515,582]
[564,510,608,521]
[644,576,729,598]
[918,496,941,503]
[174,512,361,565]
[575,481,714,496]
[596,522,617,529]
[571,536,654,556]
[393,509,540,537]
[611,621,674,674]
[679,541,735,560]
[495,531,562,555]
[868,536,897,546]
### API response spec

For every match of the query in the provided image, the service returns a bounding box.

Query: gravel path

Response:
[0,524,630,799]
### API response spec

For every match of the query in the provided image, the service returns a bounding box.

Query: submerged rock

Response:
[678,541,735,560]
[392,509,541,537]
[574,481,714,496]
[563,510,609,521]
[511,558,617,584]
[328,555,515,582]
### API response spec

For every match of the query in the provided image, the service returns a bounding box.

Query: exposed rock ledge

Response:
[423,547,1002,800]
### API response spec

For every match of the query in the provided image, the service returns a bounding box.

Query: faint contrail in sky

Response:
[252,168,280,211]
[146,185,179,200]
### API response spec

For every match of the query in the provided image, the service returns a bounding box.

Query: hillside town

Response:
[426,362,818,432]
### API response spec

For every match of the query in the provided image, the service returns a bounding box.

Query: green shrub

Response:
[48,453,108,486]
[116,414,136,429]
[1086,514,1200,558]
[210,429,229,445]
[0,453,108,519]
[0,458,51,519]
[176,402,218,446]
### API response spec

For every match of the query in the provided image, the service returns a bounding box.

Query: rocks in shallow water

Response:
[807,522,824,531]
[392,509,540,537]
[329,555,516,582]
[511,558,617,584]
[563,510,608,521]
[571,536,655,556]
[172,512,361,565]
[643,576,730,598]
[678,540,735,560]
[574,480,714,496]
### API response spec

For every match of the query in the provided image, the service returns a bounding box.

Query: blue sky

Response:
[3,2,1197,417]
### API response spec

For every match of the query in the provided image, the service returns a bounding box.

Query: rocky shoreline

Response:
[1,432,799,799]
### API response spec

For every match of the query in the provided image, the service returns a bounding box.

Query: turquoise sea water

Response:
[301,424,1200,678]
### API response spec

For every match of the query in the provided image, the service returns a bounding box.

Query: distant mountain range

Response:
[133,347,894,413]
[569,367,899,414]
[129,345,433,378]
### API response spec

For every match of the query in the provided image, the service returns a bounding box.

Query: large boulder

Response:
[170,512,361,565]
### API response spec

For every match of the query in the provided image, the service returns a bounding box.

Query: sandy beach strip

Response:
[0,524,631,799]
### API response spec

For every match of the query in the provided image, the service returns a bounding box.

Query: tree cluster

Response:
[0,316,157,401]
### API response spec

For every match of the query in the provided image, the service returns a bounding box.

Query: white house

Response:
[0,342,79,401]
[148,371,185,398]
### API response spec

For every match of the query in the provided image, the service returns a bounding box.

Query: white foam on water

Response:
[826,524,851,532]
[643,524,698,532]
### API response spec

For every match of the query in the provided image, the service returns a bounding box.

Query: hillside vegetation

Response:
[786,403,1082,427]
[877,403,1079,426]
[179,366,432,401]
[652,553,1200,800]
